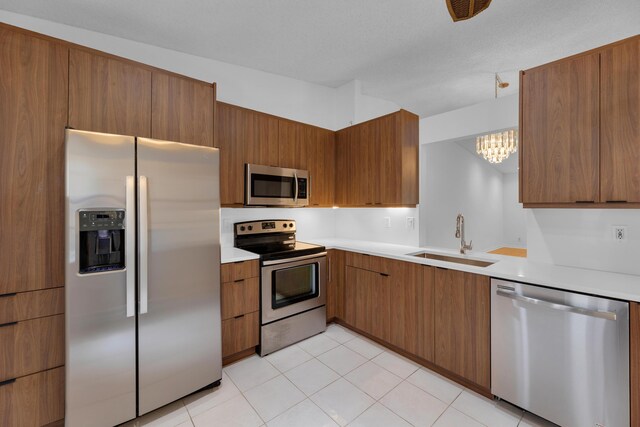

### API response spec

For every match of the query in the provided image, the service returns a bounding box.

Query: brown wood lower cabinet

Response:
[221,277,259,320]
[434,268,490,389]
[389,263,435,362]
[222,311,259,359]
[0,315,65,382]
[0,367,65,427]
[326,249,345,321]
[220,259,260,363]
[344,265,391,342]
[0,288,65,325]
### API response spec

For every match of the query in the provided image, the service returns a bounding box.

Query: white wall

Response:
[334,208,420,247]
[420,95,518,145]
[502,173,526,247]
[420,142,504,251]
[527,209,640,275]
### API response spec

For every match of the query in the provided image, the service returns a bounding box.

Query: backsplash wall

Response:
[333,208,420,246]
[526,209,640,276]
[221,207,420,247]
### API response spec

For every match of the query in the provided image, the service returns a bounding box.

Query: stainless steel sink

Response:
[409,252,496,267]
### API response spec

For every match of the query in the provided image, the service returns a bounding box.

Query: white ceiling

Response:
[1,0,638,117]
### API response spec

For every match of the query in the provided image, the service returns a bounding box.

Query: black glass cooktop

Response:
[241,241,325,262]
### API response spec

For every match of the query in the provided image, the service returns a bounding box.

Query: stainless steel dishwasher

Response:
[491,279,629,427]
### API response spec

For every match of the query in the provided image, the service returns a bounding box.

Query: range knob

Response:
[248,225,253,231]
[283,223,288,228]
[289,223,294,228]
[240,226,245,231]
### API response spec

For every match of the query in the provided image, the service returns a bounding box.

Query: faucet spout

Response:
[455,213,473,254]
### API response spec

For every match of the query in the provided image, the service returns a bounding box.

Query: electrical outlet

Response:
[613,225,627,242]
[384,217,391,228]
[406,217,415,229]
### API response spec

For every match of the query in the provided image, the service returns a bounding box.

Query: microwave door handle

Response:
[294,172,299,203]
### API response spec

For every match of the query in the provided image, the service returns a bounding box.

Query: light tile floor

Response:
[122,324,558,427]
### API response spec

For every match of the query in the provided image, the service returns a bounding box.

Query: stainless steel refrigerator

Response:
[64,129,222,427]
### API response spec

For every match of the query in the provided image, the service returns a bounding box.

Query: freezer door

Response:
[137,138,222,415]
[65,130,137,427]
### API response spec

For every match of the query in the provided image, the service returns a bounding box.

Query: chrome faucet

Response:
[455,213,473,254]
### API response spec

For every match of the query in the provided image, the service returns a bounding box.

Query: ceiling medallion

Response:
[446,0,492,22]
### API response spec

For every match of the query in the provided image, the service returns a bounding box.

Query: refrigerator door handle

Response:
[139,175,149,314]
[125,176,136,317]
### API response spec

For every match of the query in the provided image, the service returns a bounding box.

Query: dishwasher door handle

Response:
[496,289,617,321]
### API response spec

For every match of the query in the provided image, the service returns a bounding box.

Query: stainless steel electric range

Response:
[234,220,327,356]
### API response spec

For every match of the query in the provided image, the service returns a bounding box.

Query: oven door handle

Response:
[263,252,327,266]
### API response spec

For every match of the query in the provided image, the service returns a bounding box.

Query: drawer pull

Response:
[606,200,627,203]
[0,292,16,298]
[234,279,244,283]
[0,321,17,328]
[575,200,594,203]
[0,378,16,387]
[234,314,245,319]
[380,273,389,277]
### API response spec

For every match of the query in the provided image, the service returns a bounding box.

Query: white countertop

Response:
[221,246,259,263]
[305,238,640,303]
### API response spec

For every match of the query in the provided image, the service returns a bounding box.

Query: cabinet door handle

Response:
[380,273,389,277]
[234,279,244,283]
[234,314,245,320]
[0,292,16,298]
[0,378,16,388]
[606,200,627,203]
[0,321,17,329]
[575,200,594,204]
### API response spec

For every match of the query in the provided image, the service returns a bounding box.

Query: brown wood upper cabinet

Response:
[600,37,640,203]
[0,27,68,295]
[151,72,215,147]
[434,268,490,390]
[69,48,152,137]
[520,35,640,206]
[215,102,335,206]
[335,110,419,206]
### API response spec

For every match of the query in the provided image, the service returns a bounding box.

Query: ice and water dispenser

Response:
[78,209,126,274]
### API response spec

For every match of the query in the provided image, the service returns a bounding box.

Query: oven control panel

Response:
[235,219,296,236]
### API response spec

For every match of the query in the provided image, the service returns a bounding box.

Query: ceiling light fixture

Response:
[476,130,518,164]
[446,0,492,22]
[475,73,517,164]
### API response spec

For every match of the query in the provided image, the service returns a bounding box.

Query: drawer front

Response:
[0,315,65,381]
[0,288,65,325]
[221,277,259,320]
[221,260,259,282]
[345,252,390,274]
[0,367,65,427]
[221,311,259,358]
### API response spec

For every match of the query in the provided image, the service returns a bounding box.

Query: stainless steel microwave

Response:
[245,164,309,207]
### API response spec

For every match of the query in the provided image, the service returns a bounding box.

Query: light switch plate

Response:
[406,217,415,229]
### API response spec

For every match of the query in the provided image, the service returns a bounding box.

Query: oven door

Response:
[261,253,327,324]
[245,164,309,207]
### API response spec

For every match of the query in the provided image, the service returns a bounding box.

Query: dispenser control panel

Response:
[78,209,126,274]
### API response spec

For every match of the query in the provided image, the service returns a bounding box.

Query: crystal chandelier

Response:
[476,130,518,164]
